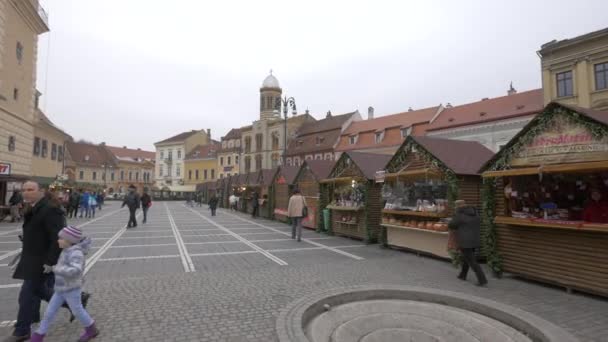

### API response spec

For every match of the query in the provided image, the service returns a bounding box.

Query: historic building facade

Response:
[239,73,316,173]
[185,143,219,188]
[217,128,241,179]
[285,110,361,166]
[31,105,72,186]
[64,141,117,190]
[154,129,213,193]
[539,27,608,111]
[426,87,544,152]
[105,145,155,194]
[0,0,49,204]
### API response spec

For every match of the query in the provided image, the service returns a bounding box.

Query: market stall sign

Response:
[0,162,11,176]
[511,116,608,167]
[375,170,386,183]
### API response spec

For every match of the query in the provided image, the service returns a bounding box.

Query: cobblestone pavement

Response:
[1,201,607,341]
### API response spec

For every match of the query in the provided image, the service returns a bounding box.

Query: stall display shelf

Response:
[326,205,364,211]
[381,223,448,235]
[334,221,358,226]
[382,209,447,218]
[495,216,608,233]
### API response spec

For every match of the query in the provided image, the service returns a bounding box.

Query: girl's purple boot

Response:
[30,332,45,342]
[78,322,99,342]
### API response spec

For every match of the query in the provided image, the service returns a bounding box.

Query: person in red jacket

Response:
[582,189,608,223]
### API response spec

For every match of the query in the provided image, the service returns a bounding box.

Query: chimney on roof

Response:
[481,98,489,101]
[446,103,453,108]
[368,106,374,120]
[99,142,105,146]
[305,108,310,115]
[122,146,126,149]
[326,110,332,118]
[137,148,141,151]
[508,82,517,96]
[207,129,211,139]
[408,107,413,112]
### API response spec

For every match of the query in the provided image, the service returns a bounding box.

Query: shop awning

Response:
[482,160,608,178]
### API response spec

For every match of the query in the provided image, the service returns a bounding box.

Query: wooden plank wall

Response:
[298,171,320,230]
[366,182,383,243]
[495,177,608,297]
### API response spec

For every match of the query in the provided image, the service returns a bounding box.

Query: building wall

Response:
[0,0,44,178]
[31,122,67,179]
[108,161,154,194]
[217,151,239,178]
[541,31,608,110]
[185,158,217,185]
[427,116,534,152]
[154,130,211,188]
[66,165,106,188]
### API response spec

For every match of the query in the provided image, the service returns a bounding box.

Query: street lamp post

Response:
[278,96,296,166]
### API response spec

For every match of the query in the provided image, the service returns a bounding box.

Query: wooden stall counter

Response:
[494,216,608,233]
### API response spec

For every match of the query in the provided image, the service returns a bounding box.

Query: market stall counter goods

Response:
[381,136,494,259]
[481,102,608,297]
[321,152,392,243]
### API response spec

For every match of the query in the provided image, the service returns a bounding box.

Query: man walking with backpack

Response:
[121,185,141,228]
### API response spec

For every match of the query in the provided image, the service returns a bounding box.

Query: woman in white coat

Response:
[287,189,307,242]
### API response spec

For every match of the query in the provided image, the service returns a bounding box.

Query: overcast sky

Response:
[36,0,608,151]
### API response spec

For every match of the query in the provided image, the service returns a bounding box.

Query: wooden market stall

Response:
[272,165,301,222]
[231,173,248,212]
[256,168,279,219]
[216,177,227,208]
[381,136,493,259]
[294,160,335,231]
[481,102,608,297]
[321,152,392,243]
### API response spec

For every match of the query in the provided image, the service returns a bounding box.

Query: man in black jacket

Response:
[122,185,141,228]
[140,190,152,224]
[5,182,63,341]
[251,191,260,218]
[448,200,488,287]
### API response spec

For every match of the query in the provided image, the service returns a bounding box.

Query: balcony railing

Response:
[164,157,173,164]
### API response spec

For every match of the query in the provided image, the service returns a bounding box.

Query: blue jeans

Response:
[291,217,303,241]
[14,275,54,336]
[37,288,93,334]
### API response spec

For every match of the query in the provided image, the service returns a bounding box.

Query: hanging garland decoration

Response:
[488,106,608,171]
[481,177,502,275]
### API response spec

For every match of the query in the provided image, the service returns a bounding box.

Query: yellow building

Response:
[0,0,49,204]
[539,27,608,110]
[31,106,72,186]
[185,144,219,189]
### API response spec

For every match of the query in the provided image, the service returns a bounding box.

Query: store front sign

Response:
[511,117,608,166]
[375,170,386,183]
[0,162,11,176]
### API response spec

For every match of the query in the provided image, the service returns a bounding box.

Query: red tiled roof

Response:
[155,130,202,144]
[302,160,335,180]
[185,143,220,160]
[411,136,494,175]
[66,141,117,167]
[427,89,543,132]
[287,129,342,155]
[106,145,155,162]
[342,151,392,180]
[343,106,439,135]
[222,128,242,140]
[297,112,356,135]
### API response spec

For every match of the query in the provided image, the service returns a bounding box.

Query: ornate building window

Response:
[16,42,23,64]
[255,154,262,170]
[51,143,57,160]
[255,134,263,151]
[204,169,208,179]
[33,137,40,156]
[271,132,280,150]
[195,170,199,179]
[92,171,97,181]
[79,171,84,180]
[8,136,15,152]
[271,153,279,168]
[244,136,252,153]
[556,70,573,97]
[41,140,48,158]
[58,146,64,162]
[211,169,215,179]
[245,156,251,172]
[596,62,608,90]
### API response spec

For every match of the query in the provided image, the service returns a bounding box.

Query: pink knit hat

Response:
[58,225,83,244]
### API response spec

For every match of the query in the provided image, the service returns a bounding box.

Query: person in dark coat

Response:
[6,181,91,341]
[251,191,260,218]
[122,185,141,228]
[448,199,488,287]
[9,190,23,222]
[140,191,152,224]
[68,190,80,219]
[208,193,219,216]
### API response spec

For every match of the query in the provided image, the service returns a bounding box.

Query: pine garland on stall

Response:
[482,177,502,276]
